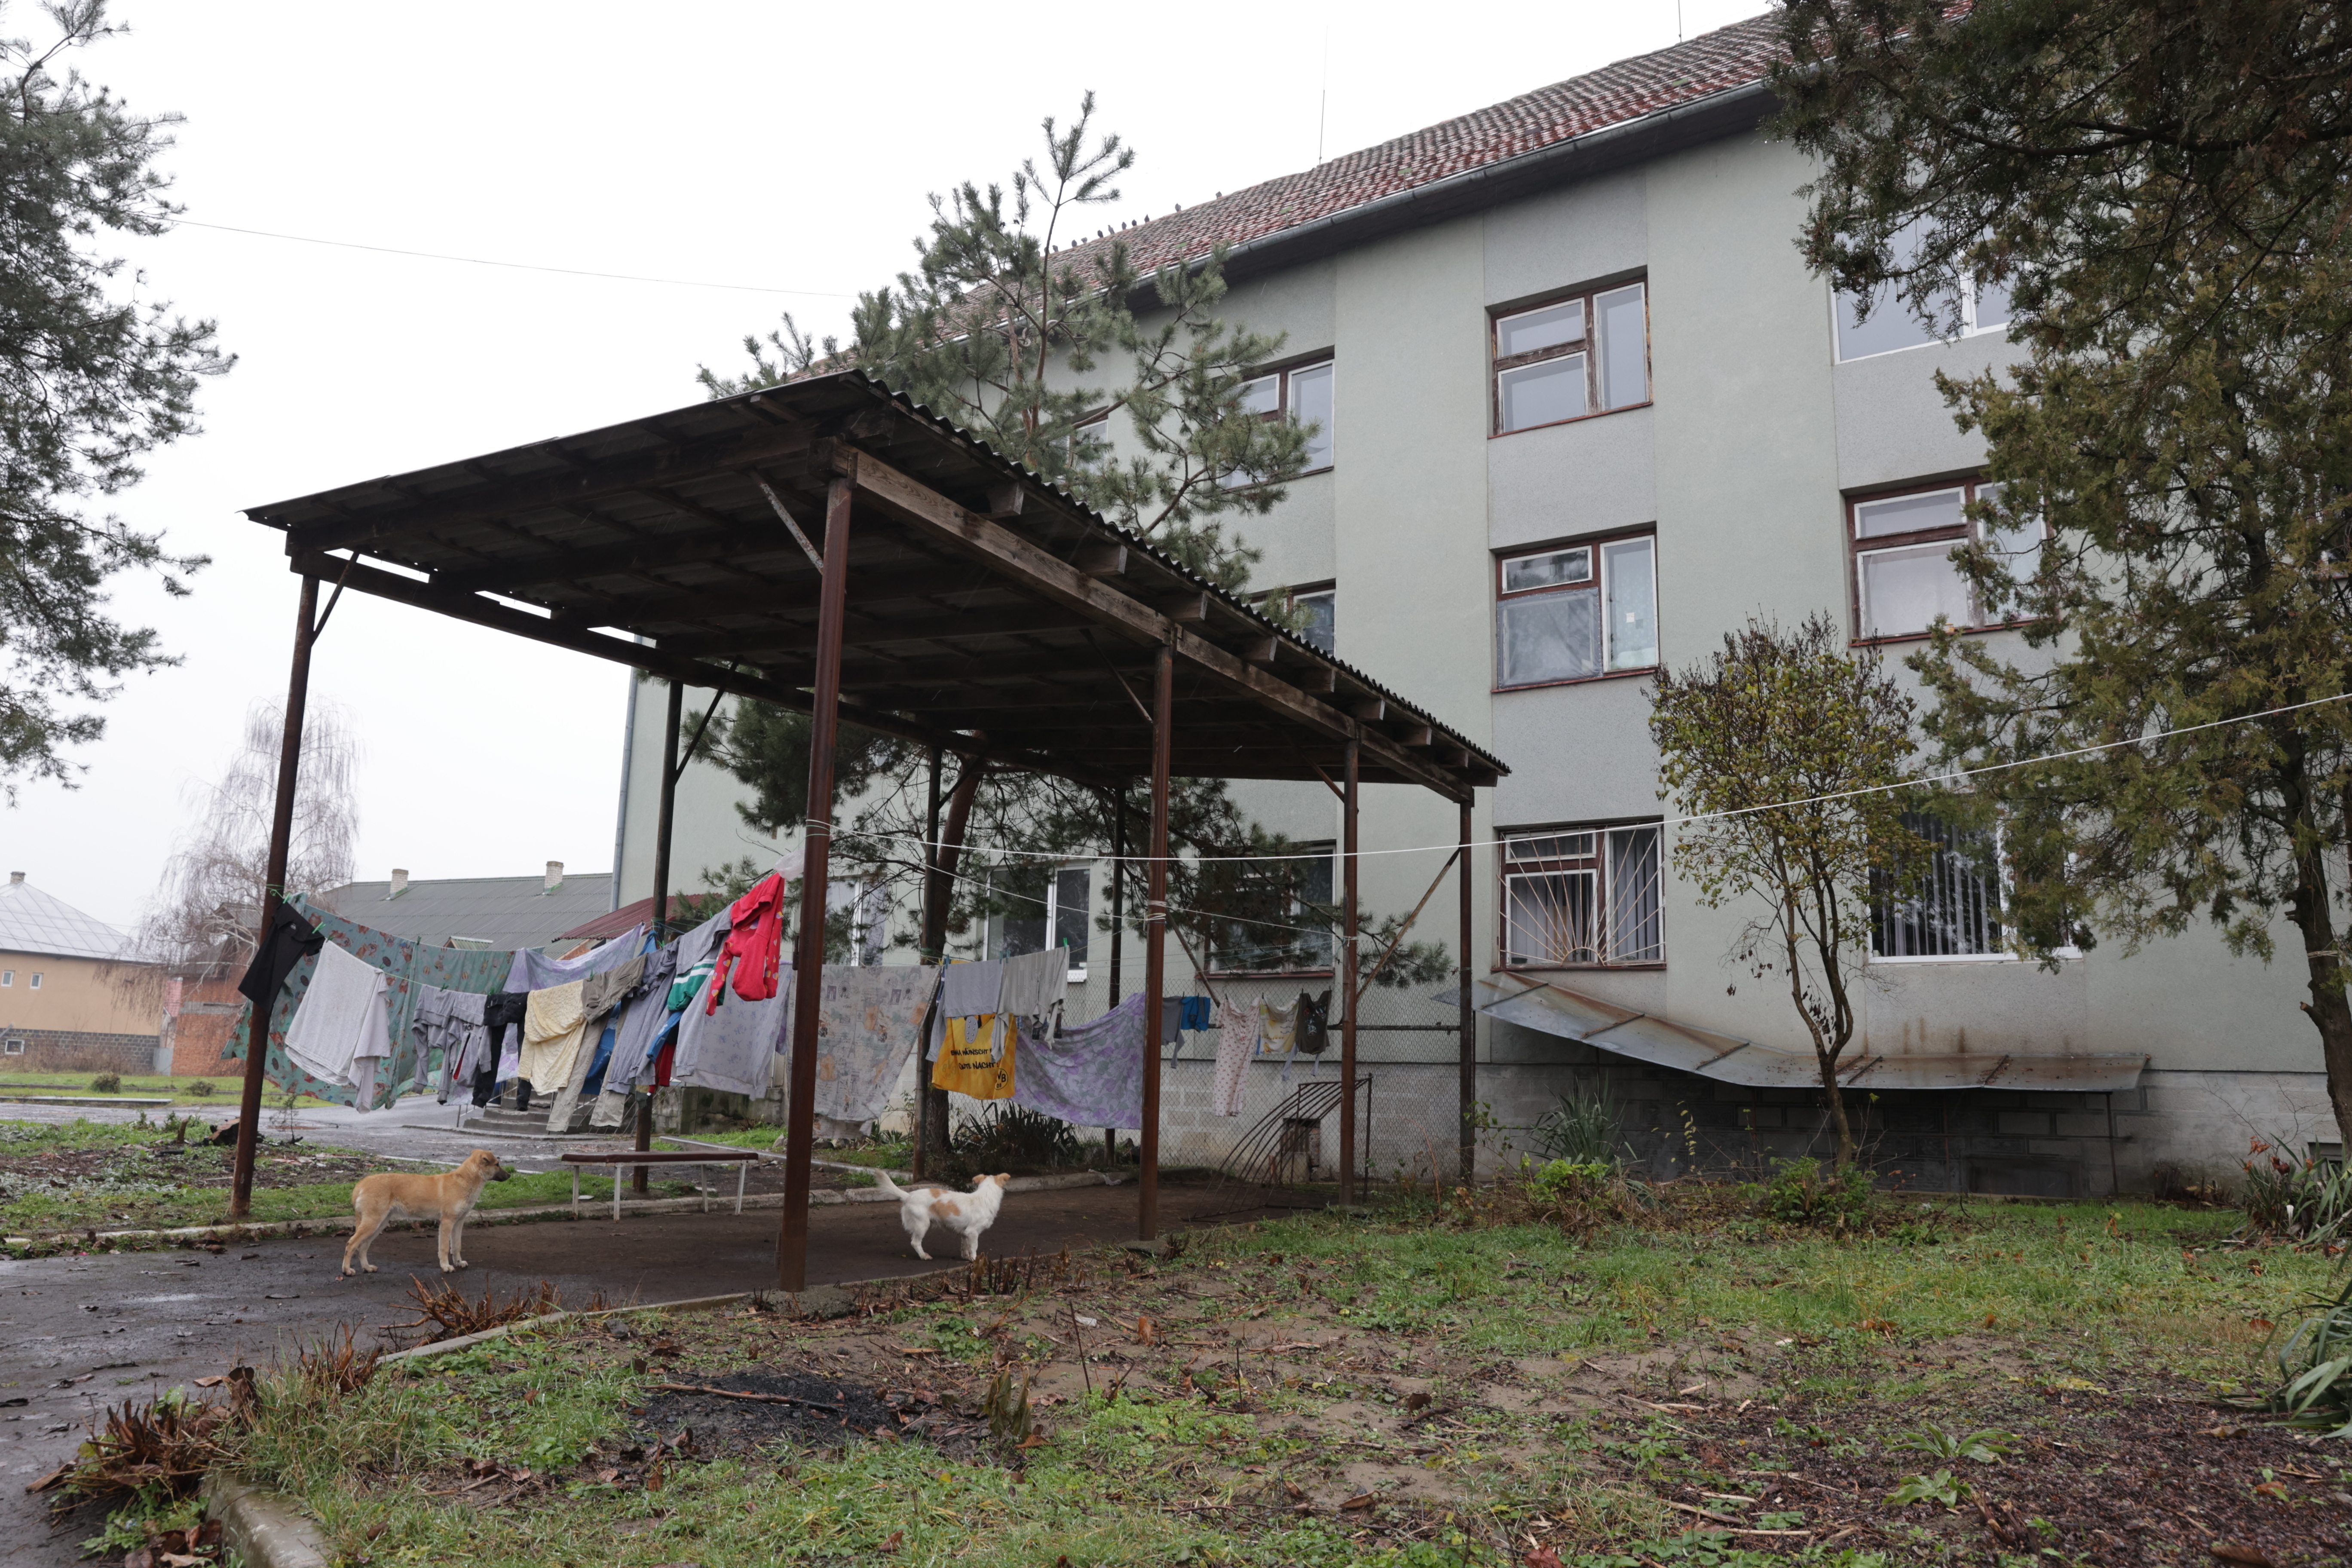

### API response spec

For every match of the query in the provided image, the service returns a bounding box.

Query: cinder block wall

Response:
[0,1029,160,1078]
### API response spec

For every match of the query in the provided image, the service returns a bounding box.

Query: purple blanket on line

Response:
[1015,993,1145,1131]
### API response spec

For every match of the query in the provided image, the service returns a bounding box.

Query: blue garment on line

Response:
[1179,995,1212,1032]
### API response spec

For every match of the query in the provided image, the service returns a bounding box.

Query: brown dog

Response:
[341,1149,509,1277]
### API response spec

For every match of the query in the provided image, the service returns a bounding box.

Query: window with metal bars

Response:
[1870,811,2005,960]
[1500,823,1664,968]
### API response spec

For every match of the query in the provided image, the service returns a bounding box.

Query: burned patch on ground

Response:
[634,1369,986,1456]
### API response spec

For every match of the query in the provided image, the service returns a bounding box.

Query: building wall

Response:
[0,1029,159,1078]
[607,122,2341,1179]
[0,951,160,1037]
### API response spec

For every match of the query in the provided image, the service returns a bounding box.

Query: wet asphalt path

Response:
[0,1097,1301,1565]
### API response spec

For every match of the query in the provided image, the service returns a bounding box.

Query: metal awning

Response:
[1480,976,2149,1093]
[242,371,1503,799]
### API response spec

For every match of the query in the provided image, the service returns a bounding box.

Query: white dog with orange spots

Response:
[871,1170,1012,1260]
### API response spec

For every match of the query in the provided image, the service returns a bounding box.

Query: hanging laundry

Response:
[477,990,527,1105]
[589,945,680,1129]
[1013,993,1145,1130]
[675,943,790,1102]
[811,965,934,1124]
[518,981,589,1102]
[1294,988,1333,1055]
[542,954,649,1132]
[707,872,788,1012]
[1181,995,1213,1033]
[282,943,391,1100]
[997,947,1068,1018]
[1256,998,1298,1056]
[1212,1001,1254,1117]
[503,926,647,994]
[238,906,322,1008]
[940,958,1005,1020]
[662,910,734,1085]
[413,986,488,1104]
[932,1014,1014,1099]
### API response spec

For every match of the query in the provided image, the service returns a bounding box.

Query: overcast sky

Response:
[13,0,1773,930]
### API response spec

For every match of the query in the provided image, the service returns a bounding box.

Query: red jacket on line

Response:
[707,872,787,1013]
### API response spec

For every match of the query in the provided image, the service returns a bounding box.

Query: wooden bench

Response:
[559,1149,757,1220]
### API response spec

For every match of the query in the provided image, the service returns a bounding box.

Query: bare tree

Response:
[122,701,360,987]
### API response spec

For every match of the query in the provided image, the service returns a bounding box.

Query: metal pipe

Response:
[1339,738,1360,1205]
[776,475,854,1292]
[1140,646,1173,1241]
[913,745,943,1182]
[634,678,685,1192]
[1107,784,1126,1162]
[232,574,320,1219]
[1458,797,1476,1185]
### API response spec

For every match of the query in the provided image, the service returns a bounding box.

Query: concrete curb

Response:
[200,1473,329,1568]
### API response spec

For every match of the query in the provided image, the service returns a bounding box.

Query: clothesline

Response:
[828,686,2352,866]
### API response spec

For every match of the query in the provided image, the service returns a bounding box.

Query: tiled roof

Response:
[313,872,616,954]
[0,876,127,962]
[1048,13,1781,281]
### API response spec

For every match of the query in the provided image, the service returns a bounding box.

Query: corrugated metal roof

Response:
[1481,976,2149,1093]
[312,872,615,953]
[0,876,127,962]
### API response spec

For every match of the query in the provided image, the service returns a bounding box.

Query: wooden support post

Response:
[913,745,943,1182]
[1140,646,1173,1241]
[1339,740,1360,1206]
[232,574,320,1220]
[1458,798,1476,1186]
[776,475,854,1293]
[634,678,685,1192]
[1106,785,1126,1162]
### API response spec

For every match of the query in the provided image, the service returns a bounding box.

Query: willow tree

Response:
[1651,615,1925,1167]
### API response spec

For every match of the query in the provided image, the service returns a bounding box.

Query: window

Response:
[1871,812,2005,960]
[1495,534,1658,688]
[1207,844,1335,974]
[1070,411,1111,474]
[1501,824,1663,967]
[1852,479,2044,640]
[27,972,39,990]
[0,970,11,986]
[1834,221,2012,362]
[1228,358,1334,479]
[1262,583,1337,655]
[1,1038,19,1057]
[989,866,1091,977]
[1491,282,1649,434]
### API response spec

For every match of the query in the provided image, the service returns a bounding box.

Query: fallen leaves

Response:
[1340,1491,1376,1511]
[2209,1543,2275,1567]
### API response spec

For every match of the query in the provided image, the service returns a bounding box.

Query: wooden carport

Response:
[225,370,1504,1289]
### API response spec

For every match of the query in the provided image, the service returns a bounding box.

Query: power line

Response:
[833,686,2352,866]
[160,217,857,299]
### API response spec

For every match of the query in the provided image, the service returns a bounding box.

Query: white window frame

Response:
[27,972,40,990]
[0,969,12,986]
[1868,811,2079,965]
[1046,866,1090,981]
[1500,822,1665,968]
[1831,224,2012,363]
[2,1038,20,1056]
[1228,357,1334,482]
[1851,479,2046,643]
[1070,411,1112,474]
[1494,533,1659,690]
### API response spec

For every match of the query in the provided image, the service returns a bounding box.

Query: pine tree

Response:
[0,1,230,796]
[1772,0,2352,1136]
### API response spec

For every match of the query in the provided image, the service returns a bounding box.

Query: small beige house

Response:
[0,872,162,1075]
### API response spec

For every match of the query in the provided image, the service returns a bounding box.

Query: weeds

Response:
[31,1391,237,1504]
[949,1103,1084,1177]
[1896,1426,2012,1464]
[185,1078,215,1097]
[1756,1157,1876,1228]
[88,1072,122,1094]
[2238,1135,2352,1244]
[295,1325,381,1395]
[392,1274,562,1342]
[1533,1075,1623,1167]
[2266,1271,2352,1435]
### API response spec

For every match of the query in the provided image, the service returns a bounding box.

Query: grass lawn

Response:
[0,1070,339,1107]
[0,1118,698,1240]
[199,1190,2349,1567]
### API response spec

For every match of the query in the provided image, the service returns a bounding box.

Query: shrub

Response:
[89,1072,122,1094]
[1533,1075,1623,1167]
[184,1080,214,1098]
[2269,1272,2352,1436]
[1527,1158,1613,1203]
[950,1104,1081,1176]
[1761,1156,1876,1228]
[2238,1136,2352,1244]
